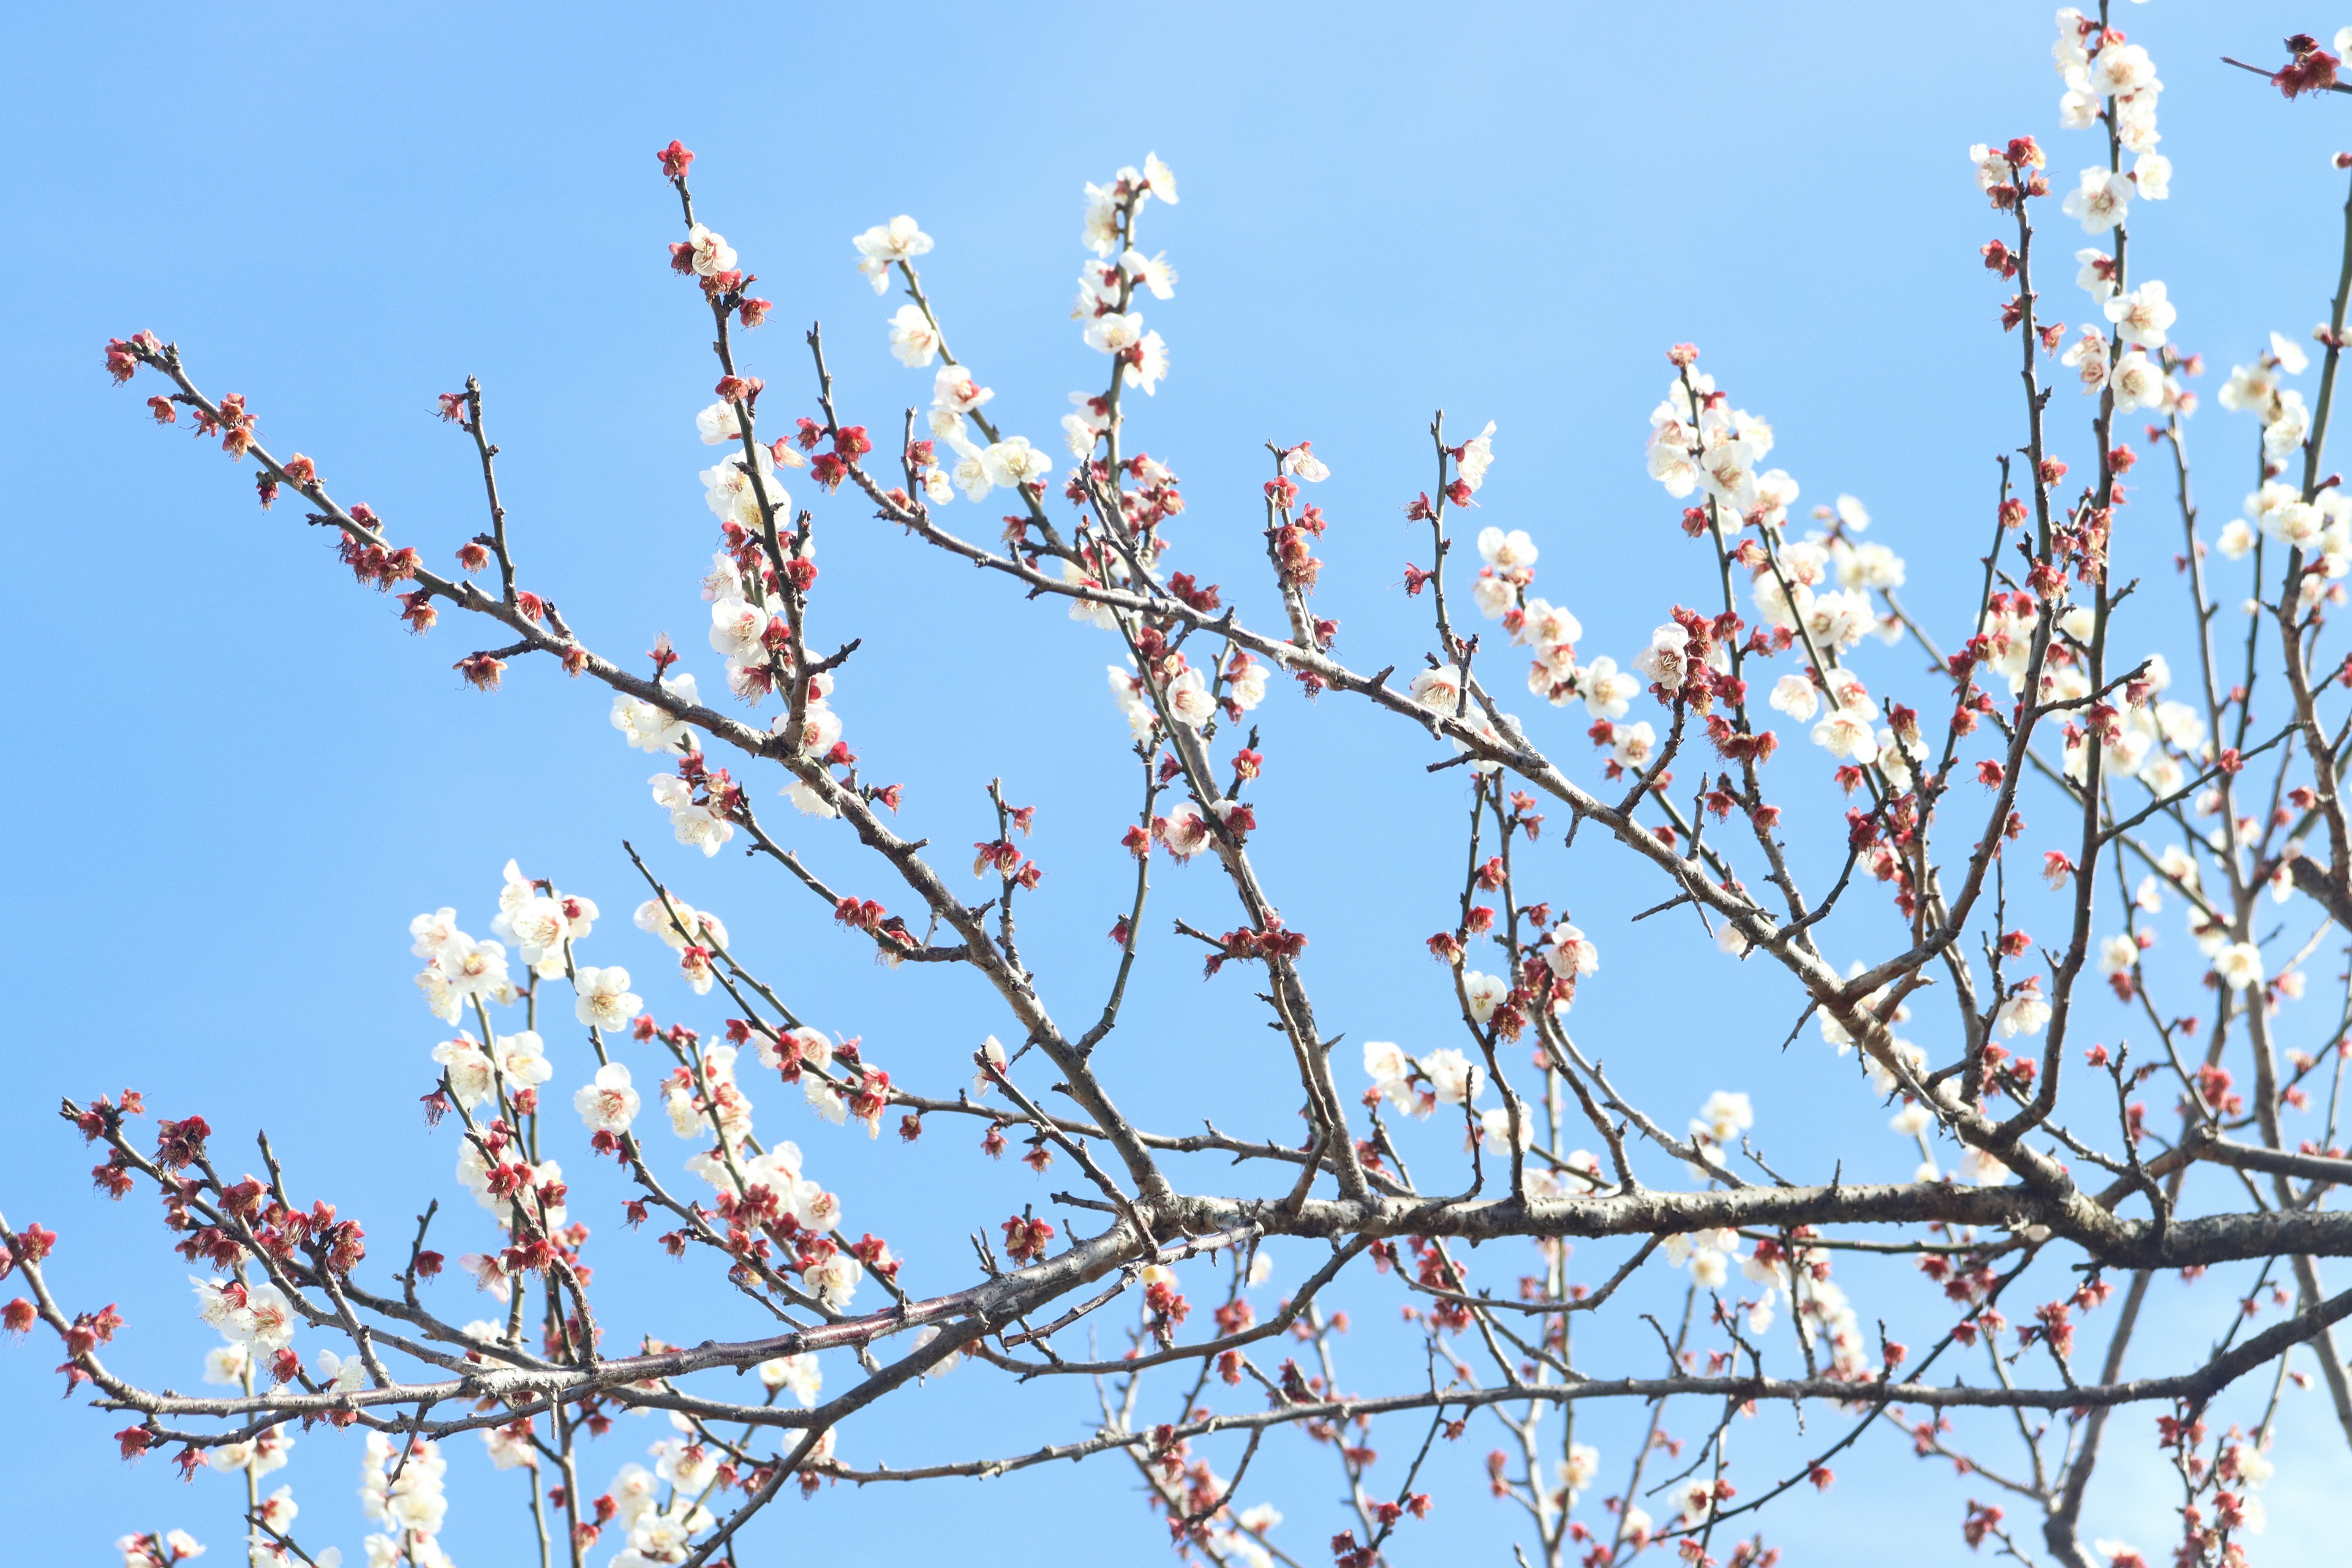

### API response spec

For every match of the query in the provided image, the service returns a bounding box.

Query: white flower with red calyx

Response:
[2267,329,2311,377]
[1646,435,1701,498]
[2264,388,2312,459]
[709,595,774,661]
[2116,89,2160,154]
[1695,438,1760,513]
[886,303,941,368]
[491,1030,550,1090]
[701,442,781,526]
[1610,718,1658,769]
[2089,41,2160,97]
[1279,442,1330,483]
[753,1025,833,1079]
[1692,1091,1753,1145]
[1751,467,1801,532]
[772,696,843,759]
[2108,350,2174,418]
[696,401,744,446]
[1081,180,1122,256]
[1156,801,1215,861]
[437,932,510,1003]
[696,554,743,611]
[969,1035,1009,1098]
[759,1352,823,1407]
[2059,77,2100,130]
[1419,1046,1485,1104]
[635,895,726,952]
[1434,421,1498,497]
[495,880,593,982]
[315,1348,368,1395]
[1108,663,1158,741]
[1472,572,1518,619]
[1477,1104,1534,1153]
[2074,247,2121,302]
[1515,600,1581,654]
[1074,258,1124,320]
[2133,151,2171,200]
[1123,330,1170,394]
[200,1341,248,1387]
[1556,1442,1602,1501]
[1630,624,1689,690]
[1409,665,1464,715]
[1141,152,1179,204]
[2103,281,2176,349]
[982,435,1054,492]
[2060,326,2109,393]
[611,673,702,757]
[930,363,993,426]
[230,1283,297,1354]
[1802,587,1874,653]
[805,1251,863,1311]
[2261,496,2327,551]
[415,967,462,1024]
[431,1033,497,1110]
[2212,941,2264,992]
[1162,667,1216,727]
[1122,248,1178,301]
[650,774,733,857]
[1575,657,1638,720]
[410,907,461,959]
[684,223,736,277]
[1084,309,1146,357]
[1541,925,1599,980]
[1994,978,2051,1037]
[1477,526,1536,570]
[785,779,840,820]
[2062,167,2132,233]
[1811,709,1880,765]
[1458,968,1514,1030]
[1967,142,2015,193]
[573,965,642,1031]
[943,433,998,503]
[481,1423,537,1472]
[573,1063,640,1136]
[1362,1041,1422,1117]
[852,216,932,293]
[1226,652,1269,711]
[1769,673,1820,722]
[2097,933,2141,978]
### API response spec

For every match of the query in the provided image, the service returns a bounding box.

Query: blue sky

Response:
[9,2,2352,1562]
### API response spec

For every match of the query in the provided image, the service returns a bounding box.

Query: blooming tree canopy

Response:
[36,13,2352,1568]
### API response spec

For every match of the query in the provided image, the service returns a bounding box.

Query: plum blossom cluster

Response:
[50,20,2352,1568]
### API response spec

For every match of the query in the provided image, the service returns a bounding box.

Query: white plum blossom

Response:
[2103,280,2176,349]
[573,966,643,1031]
[759,1352,824,1406]
[852,216,932,293]
[1408,665,1463,715]
[611,673,701,755]
[2212,941,2263,992]
[682,224,735,276]
[575,1063,641,1134]
[1460,972,1511,1028]
[1420,1046,1484,1104]
[1770,673,1820,722]
[650,773,733,856]
[2108,349,2166,413]
[887,303,941,368]
[2062,167,2133,233]
[1995,980,2052,1037]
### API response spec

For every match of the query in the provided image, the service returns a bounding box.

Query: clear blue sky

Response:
[7,2,2352,1562]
